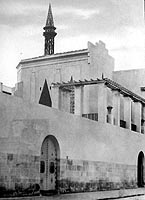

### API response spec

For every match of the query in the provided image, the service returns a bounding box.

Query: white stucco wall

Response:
[17,51,89,103]
[16,41,114,105]
[88,41,114,79]
[0,93,144,167]
[113,69,145,99]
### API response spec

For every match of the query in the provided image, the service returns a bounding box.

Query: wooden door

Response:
[40,137,57,191]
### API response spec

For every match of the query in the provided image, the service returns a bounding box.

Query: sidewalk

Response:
[1,188,145,200]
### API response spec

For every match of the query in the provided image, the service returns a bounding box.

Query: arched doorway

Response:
[137,151,144,187]
[40,135,60,194]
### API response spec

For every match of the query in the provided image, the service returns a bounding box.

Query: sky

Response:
[0,0,144,86]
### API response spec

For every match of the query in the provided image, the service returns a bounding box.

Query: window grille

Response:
[70,87,75,114]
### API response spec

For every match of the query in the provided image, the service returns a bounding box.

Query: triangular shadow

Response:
[39,79,52,107]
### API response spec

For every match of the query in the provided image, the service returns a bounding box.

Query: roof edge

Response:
[17,48,88,68]
[52,77,145,105]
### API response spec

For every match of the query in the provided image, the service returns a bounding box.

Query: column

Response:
[112,90,120,126]
[30,72,36,103]
[142,105,145,134]
[124,96,132,130]
[107,106,113,124]
[98,83,107,123]
[83,85,90,114]
[141,121,145,134]
[60,89,70,112]
[106,87,113,124]
[51,86,60,109]
[134,101,141,133]
[74,86,83,115]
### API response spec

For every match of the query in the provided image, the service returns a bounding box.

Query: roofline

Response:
[114,67,145,73]
[52,78,145,105]
[17,49,88,68]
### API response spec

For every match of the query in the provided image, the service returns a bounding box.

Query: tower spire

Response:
[43,3,57,55]
[46,3,54,26]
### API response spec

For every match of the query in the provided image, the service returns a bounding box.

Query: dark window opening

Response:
[120,120,126,128]
[131,124,137,132]
[49,162,55,174]
[7,153,13,161]
[40,161,45,173]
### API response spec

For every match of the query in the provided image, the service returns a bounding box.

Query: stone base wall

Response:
[0,152,137,197]
[0,152,40,197]
[59,159,137,193]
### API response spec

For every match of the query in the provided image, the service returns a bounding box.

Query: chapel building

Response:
[0,3,145,196]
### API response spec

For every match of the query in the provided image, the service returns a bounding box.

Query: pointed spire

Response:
[46,3,54,27]
[43,3,57,55]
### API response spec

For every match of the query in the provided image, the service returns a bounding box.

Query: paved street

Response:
[1,189,145,200]
[1,194,145,200]
[114,195,145,200]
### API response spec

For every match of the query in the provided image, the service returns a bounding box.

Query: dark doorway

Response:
[137,151,144,187]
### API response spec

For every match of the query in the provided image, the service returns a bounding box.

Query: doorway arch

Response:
[137,151,144,187]
[40,135,60,194]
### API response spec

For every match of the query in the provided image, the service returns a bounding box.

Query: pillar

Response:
[141,120,145,134]
[142,106,145,134]
[51,86,60,109]
[83,85,90,114]
[107,106,113,124]
[124,96,132,129]
[112,90,120,126]
[106,87,113,124]
[74,86,83,115]
[98,83,107,123]
[30,72,36,103]
[60,89,70,112]
[134,101,141,133]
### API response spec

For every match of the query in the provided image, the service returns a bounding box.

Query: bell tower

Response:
[43,3,57,55]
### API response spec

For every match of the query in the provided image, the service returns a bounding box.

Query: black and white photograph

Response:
[0,0,144,199]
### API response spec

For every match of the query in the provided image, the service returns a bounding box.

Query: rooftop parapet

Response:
[0,82,13,95]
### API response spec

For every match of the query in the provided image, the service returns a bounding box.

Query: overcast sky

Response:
[0,0,144,86]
